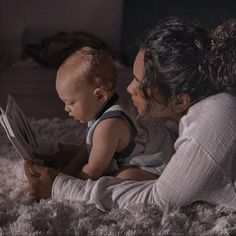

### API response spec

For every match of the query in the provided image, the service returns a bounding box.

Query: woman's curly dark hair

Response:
[209,19,236,95]
[139,17,213,115]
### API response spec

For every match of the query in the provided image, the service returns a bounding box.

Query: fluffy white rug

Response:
[0,118,236,236]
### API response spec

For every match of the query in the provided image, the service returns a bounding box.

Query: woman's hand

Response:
[24,160,58,201]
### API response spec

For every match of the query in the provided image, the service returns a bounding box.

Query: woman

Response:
[24,18,236,211]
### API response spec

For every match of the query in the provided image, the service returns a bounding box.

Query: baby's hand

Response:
[57,143,80,156]
[34,143,80,167]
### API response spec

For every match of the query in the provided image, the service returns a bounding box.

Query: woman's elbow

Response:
[151,184,194,210]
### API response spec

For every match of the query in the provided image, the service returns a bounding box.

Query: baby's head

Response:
[56,47,117,122]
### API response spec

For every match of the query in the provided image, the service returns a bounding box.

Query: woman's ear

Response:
[171,93,191,113]
[93,88,107,104]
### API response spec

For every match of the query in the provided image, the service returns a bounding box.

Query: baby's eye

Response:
[67,101,75,106]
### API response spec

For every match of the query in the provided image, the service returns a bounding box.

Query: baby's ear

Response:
[93,88,107,104]
[171,93,191,113]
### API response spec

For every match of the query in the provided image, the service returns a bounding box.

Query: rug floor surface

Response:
[0,118,236,236]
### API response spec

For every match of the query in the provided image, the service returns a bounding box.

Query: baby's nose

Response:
[65,105,70,112]
[127,81,135,95]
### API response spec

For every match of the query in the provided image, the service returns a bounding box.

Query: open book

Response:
[0,95,44,165]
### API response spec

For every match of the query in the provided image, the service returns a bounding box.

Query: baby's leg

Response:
[113,167,159,181]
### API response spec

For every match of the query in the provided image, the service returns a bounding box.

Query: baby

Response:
[52,47,175,181]
[55,47,138,180]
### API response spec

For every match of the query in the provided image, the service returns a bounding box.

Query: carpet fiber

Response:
[0,118,236,236]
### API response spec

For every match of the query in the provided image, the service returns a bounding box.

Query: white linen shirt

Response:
[52,93,236,211]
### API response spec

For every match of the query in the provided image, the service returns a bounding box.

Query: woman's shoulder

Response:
[177,93,236,166]
[201,92,236,107]
[189,92,235,118]
[180,93,236,136]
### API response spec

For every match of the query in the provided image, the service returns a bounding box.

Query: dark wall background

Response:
[121,0,236,65]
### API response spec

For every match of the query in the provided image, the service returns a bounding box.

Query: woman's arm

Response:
[25,135,221,210]
[52,174,157,211]
[52,137,221,210]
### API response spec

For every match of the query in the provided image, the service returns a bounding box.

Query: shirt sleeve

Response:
[52,137,222,211]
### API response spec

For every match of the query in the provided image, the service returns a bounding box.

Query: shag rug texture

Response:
[0,118,236,236]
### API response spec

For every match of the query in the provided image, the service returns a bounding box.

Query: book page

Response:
[0,95,44,164]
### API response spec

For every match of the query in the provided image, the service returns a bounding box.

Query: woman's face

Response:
[127,51,147,115]
[127,50,179,120]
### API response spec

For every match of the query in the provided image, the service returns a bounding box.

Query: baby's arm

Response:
[79,118,130,180]
[61,140,89,177]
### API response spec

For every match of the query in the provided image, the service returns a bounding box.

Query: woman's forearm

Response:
[52,173,157,211]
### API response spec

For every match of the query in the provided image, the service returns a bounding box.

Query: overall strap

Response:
[99,110,137,162]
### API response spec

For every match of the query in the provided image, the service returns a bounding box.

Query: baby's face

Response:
[56,76,101,123]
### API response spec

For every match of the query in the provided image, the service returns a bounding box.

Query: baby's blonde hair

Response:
[58,47,117,91]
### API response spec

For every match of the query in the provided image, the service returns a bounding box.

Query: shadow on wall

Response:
[120,0,236,66]
[0,0,124,52]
